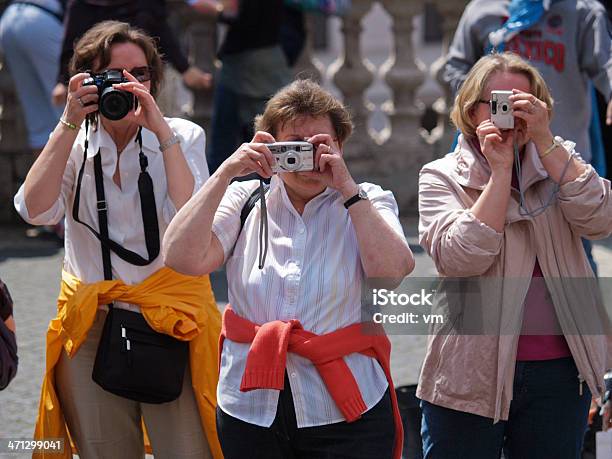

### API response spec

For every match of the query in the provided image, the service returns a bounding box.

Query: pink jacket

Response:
[417,135,612,422]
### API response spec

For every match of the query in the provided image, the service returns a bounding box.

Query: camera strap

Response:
[72,118,160,273]
[513,136,573,218]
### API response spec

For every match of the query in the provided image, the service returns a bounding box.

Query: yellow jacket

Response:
[33,267,222,459]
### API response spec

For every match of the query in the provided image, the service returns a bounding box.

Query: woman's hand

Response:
[52,82,68,107]
[509,89,552,144]
[475,120,514,175]
[182,66,213,90]
[63,73,99,126]
[112,69,168,138]
[300,134,358,198]
[217,131,276,180]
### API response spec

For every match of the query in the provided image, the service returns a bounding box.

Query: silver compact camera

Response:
[267,141,315,173]
[490,90,514,129]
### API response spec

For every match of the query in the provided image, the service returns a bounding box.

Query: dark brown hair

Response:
[255,79,353,144]
[69,20,163,98]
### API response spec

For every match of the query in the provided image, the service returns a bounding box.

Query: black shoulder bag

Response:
[73,119,188,404]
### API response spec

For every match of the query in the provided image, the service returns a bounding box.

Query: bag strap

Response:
[238,181,270,269]
[239,182,270,233]
[72,118,160,270]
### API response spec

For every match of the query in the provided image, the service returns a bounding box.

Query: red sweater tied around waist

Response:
[219,306,404,459]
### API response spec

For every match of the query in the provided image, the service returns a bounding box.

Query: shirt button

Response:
[290,372,297,378]
[298,227,305,234]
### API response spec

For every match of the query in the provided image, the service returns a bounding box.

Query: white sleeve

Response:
[162,118,210,223]
[211,180,259,261]
[13,154,76,226]
[361,182,408,241]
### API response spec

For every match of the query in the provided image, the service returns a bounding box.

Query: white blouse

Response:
[14,118,209,311]
[212,175,407,428]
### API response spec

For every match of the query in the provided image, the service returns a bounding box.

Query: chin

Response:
[281,173,326,196]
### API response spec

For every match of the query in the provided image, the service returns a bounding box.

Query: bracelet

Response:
[159,133,180,152]
[59,118,77,130]
[539,137,562,160]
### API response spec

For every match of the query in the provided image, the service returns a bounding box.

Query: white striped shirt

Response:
[212,175,406,428]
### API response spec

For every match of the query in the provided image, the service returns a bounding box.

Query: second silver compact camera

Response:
[490,90,514,129]
[267,141,315,173]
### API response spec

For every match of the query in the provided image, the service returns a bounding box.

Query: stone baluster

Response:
[429,0,470,155]
[293,14,324,82]
[329,0,377,177]
[178,3,217,136]
[378,0,427,212]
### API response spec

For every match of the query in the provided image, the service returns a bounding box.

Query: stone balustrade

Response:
[0,0,469,222]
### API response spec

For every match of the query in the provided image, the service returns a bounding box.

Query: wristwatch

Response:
[343,185,368,209]
[159,133,180,152]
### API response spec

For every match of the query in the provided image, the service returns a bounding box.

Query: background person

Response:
[190,0,292,175]
[14,21,220,458]
[418,52,612,459]
[163,79,415,459]
[51,0,212,106]
[0,279,17,391]
[0,0,65,156]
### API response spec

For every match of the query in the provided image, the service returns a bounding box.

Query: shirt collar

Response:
[84,119,159,159]
[271,175,337,216]
[451,133,548,192]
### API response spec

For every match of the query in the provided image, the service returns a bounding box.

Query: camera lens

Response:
[100,87,133,121]
[501,103,509,113]
[287,157,296,165]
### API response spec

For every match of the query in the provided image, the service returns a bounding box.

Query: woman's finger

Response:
[79,93,99,105]
[252,131,276,144]
[318,153,337,173]
[72,84,99,99]
[250,143,275,173]
[243,157,267,178]
[308,133,333,146]
[68,72,92,92]
[123,69,139,84]
[314,143,334,169]
[247,148,273,177]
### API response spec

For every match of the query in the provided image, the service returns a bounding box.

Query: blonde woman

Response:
[418,52,612,459]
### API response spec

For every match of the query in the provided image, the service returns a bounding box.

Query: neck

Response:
[283,181,323,215]
[101,118,139,153]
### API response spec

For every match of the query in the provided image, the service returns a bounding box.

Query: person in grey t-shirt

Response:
[438,0,612,165]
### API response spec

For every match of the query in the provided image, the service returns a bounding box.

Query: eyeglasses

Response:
[107,66,153,83]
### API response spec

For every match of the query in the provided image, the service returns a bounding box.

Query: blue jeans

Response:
[420,357,591,459]
[0,3,62,149]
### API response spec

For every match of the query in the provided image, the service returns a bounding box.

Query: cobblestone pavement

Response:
[0,222,611,458]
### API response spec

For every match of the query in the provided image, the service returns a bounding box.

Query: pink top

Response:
[516,260,572,361]
[470,138,571,361]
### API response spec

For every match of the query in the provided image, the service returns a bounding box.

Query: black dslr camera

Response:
[83,70,137,121]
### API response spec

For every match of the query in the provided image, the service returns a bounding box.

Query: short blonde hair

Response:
[254,79,353,144]
[450,52,554,138]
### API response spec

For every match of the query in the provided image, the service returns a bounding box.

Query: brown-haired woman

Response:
[163,79,415,459]
[14,21,220,458]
